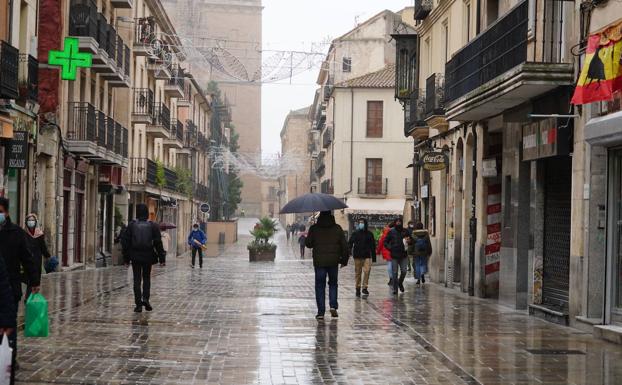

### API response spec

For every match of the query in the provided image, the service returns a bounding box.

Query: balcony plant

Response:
[248,217,278,262]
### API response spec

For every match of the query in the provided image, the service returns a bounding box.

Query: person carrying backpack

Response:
[121,204,166,313]
[411,222,432,285]
[188,224,207,268]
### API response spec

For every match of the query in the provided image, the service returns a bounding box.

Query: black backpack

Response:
[131,221,154,250]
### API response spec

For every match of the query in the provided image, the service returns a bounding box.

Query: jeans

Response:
[132,262,152,306]
[354,258,372,289]
[392,258,408,291]
[192,247,203,267]
[387,261,393,278]
[315,266,338,315]
[414,255,428,279]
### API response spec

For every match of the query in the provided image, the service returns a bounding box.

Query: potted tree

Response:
[248,217,278,262]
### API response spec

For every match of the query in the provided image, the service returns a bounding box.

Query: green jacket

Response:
[305,214,348,267]
[408,229,432,257]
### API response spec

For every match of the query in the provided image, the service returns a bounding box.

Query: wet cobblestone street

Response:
[16,219,622,385]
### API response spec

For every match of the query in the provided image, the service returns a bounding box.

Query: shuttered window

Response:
[366,101,383,138]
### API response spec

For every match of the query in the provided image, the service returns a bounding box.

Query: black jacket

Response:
[383,226,408,260]
[305,214,348,267]
[348,222,376,260]
[121,220,165,264]
[0,218,39,301]
[0,254,16,328]
[410,229,432,257]
[25,234,51,281]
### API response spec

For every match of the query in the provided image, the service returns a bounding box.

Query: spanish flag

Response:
[571,21,622,105]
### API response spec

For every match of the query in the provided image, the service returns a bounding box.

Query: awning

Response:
[344,198,406,215]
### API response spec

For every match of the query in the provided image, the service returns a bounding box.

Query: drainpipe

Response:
[342,89,354,197]
[468,124,478,297]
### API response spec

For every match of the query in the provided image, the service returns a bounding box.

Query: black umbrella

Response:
[280,193,348,214]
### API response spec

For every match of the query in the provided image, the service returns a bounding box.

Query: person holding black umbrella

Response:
[305,211,348,320]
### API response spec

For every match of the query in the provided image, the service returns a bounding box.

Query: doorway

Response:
[607,148,622,324]
[541,157,572,311]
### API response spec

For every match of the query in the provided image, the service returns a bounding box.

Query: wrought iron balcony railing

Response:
[135,17,157,45]
[69,0,98,41]
[414,0,433,20]
[0,41,19,100]
[133,88,155,118]
[425,73,445,118]
[67,102,97,142]
[358,177,388,196]
[153,103,171,131]
[18,54,37,102]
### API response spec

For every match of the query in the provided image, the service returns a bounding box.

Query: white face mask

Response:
[27,220,36,228]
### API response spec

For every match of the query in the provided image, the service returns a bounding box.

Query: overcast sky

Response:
[261,0,408,155]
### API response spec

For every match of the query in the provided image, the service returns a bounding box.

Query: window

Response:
[487,0,499,26]
[342,57,352,72]
[465,2,471,42]
[442,19,449,64]
[366,158,383,194]
[366,101,383,137]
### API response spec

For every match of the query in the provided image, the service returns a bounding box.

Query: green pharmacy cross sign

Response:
[48,37,93,80]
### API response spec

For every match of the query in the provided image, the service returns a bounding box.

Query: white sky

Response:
[261,0,409,155]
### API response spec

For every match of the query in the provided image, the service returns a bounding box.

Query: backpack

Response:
[415,236,427,253]
[131,221,154,250]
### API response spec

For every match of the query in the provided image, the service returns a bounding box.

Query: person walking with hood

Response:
[411,222,432,285]
[121,204,165,312]
[187,224,207,268]
[384,217,409,295]
[298,231,307,258]
[377,221,395,286]
[0,197,39,383]
[305,211,348,320]
[348,218,376,298]
[23,213,51,301]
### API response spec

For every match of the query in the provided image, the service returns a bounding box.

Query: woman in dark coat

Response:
[23,213,50,301]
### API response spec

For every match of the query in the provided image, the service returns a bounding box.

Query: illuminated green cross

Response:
[48,37,93,81]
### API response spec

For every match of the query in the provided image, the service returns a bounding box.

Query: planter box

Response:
[248,248,276,262]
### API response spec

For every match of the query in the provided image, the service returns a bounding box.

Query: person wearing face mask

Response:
[23,214,51,302]
[347,219,376,298]
[0,197,39,384]
[383,217,409,295]
[187,223,207,268]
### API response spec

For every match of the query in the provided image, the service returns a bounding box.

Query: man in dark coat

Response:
[411,222,433,285]
[348,218,376,298]
[121,204,165,313]
[0,197,39,384]
[305,211,348,320]
[384,217,409,295]
[0,252,16,385]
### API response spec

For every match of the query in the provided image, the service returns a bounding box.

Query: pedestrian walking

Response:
[406,221,415,271]
[0,252,16,385]
[348,219,376,298]
[411,222,432,285]
[384,217,409,295]
[23,214,51,302]
[0,198,40,384]
[305,211,348,320]
[121,204,165,313]
[160,230,170,266]
[298,232,307,258]
[286,224,291,240]
[187,224,207,268]
[377,221,395,286]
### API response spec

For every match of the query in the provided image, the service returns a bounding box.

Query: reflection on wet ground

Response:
[17,219,622,384]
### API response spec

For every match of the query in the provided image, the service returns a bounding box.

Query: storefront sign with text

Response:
[7,131,28,169]
[421,152,447,171]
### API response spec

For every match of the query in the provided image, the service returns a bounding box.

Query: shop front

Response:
[344,198,406,238]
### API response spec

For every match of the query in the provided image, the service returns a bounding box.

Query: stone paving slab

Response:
[15,219,622,384]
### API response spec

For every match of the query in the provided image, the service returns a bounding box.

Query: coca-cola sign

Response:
[421,152,447,171]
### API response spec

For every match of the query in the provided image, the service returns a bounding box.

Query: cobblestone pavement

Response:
[16,219,622,385]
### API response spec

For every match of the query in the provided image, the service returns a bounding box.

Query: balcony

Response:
[106,43,131,88]
[164,67,185,97]
[424,73,447,131]
[316,152,326,177]
[177,83,192,106]
[322,127,332,148]
[323,77,334,101]
[414,0,432,20]
[444,0,574,121]
[0,41,19,100]
[110,0,132,9]
[132,88,155,125]
[134,17,157,56]
[146,103,171,138]
[163,119,184,149]
[65,102,127,166]
[404,90,429,140]
[129,158,178,192]
[320,180,334,195]
[358,177,388,197]
[147,49,172,80]
[68,0,98,54]
[18,54,37,102]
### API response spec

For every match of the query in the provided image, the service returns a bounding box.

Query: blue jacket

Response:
[188,229,207,249]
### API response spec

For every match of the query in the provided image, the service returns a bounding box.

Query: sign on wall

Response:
[48,37,93,81]
[421,152,448,171]
[7,131,28,169]
[522,118,571,161]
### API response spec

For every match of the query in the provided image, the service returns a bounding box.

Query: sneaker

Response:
[143,301,153,312]
[362,288,369,296]
[421,275,426,284]
[330,308,338,318]
[356,288,361,297]
[392,289,398,295]
[315,314,324,321]
[399,282,405,293]
[134,305,142,313]
[416,279,421,286]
